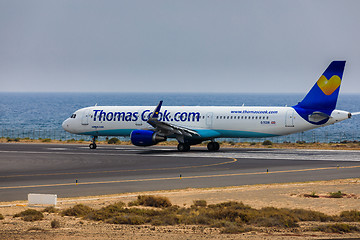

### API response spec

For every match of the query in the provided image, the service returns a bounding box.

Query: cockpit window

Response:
[70,114,77,118]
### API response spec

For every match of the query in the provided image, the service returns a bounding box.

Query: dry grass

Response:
[107,137,120,144]
[314,223,360,233]
[61,204,93,217]
[7,194,360,238]
[290,209,331,222]
[128,195,172,208]
[13,209,44,222]
[51,219,61,228]
[42,206,59,213]
[303,192,320,198]
[329,191,345,198]
[339,210,360,222]
[57,196,360,233]
[192,200,207,207]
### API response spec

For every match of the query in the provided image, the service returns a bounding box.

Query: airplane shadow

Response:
[134,147,276,155]
[136,149,210,155]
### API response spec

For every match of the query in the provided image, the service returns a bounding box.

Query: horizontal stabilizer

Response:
[308,112,330,123]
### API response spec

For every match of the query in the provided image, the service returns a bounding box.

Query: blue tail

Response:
[293,61,346,124]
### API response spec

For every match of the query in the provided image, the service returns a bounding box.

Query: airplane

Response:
[62,61,359,152]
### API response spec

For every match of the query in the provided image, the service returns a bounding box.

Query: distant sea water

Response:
[0,92,359,143]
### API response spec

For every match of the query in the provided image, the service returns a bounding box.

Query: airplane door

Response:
[206,112,213,128]
[285,109,294,127]
[81,109,90,125]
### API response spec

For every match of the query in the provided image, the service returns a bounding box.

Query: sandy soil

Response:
[1,178,360,239]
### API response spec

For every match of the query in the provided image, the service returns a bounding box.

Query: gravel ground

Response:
[1,178,360,239]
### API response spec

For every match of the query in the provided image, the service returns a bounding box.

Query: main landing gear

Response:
[89,136,97,149]
[177,143,190,152]
[177,141,220,152]
[207,141,220,151]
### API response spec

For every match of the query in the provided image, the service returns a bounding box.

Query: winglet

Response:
[150,100,163,120]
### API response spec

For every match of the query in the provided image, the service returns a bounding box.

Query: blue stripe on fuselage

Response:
[80,128,278,138]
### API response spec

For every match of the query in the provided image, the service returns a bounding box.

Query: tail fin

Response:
[296,61,346,111]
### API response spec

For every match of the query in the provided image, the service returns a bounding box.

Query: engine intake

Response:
[130,130,167,146]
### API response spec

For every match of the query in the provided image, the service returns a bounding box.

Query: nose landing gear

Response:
[89,136,98,149]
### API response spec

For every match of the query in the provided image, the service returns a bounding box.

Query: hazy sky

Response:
[1,0,359,93]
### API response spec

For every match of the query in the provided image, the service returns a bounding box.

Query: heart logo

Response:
[316,75,341,96]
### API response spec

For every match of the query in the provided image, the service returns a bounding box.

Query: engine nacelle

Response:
[130,130,167,146]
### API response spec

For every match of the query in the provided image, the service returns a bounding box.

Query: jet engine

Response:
[130,130,167,146]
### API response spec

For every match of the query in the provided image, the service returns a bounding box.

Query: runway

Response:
[0,143,360,202]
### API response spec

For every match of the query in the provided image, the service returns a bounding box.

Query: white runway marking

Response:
[1,148,360,161]
[157,151,360,162]
[47,148,68,151]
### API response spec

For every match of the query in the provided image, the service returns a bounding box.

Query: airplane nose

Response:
[62,119,70,132]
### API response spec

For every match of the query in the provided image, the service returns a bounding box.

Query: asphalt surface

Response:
[0,143,360,201]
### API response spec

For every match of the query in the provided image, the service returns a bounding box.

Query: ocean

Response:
[0,92,359,143]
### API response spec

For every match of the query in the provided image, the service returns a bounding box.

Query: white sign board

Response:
[28,193,57,206]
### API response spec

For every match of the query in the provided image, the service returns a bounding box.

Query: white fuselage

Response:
[62,106,350,139]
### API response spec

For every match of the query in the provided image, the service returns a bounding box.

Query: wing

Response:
[146,101,200,138]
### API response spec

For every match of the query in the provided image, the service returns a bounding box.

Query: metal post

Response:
[339,132,341,142]
[312,131,315,143]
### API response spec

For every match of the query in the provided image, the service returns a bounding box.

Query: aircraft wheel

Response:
[207,142,219,151]
[177,143,190,152]
[214,142,220,151]
[89,143,97,149]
